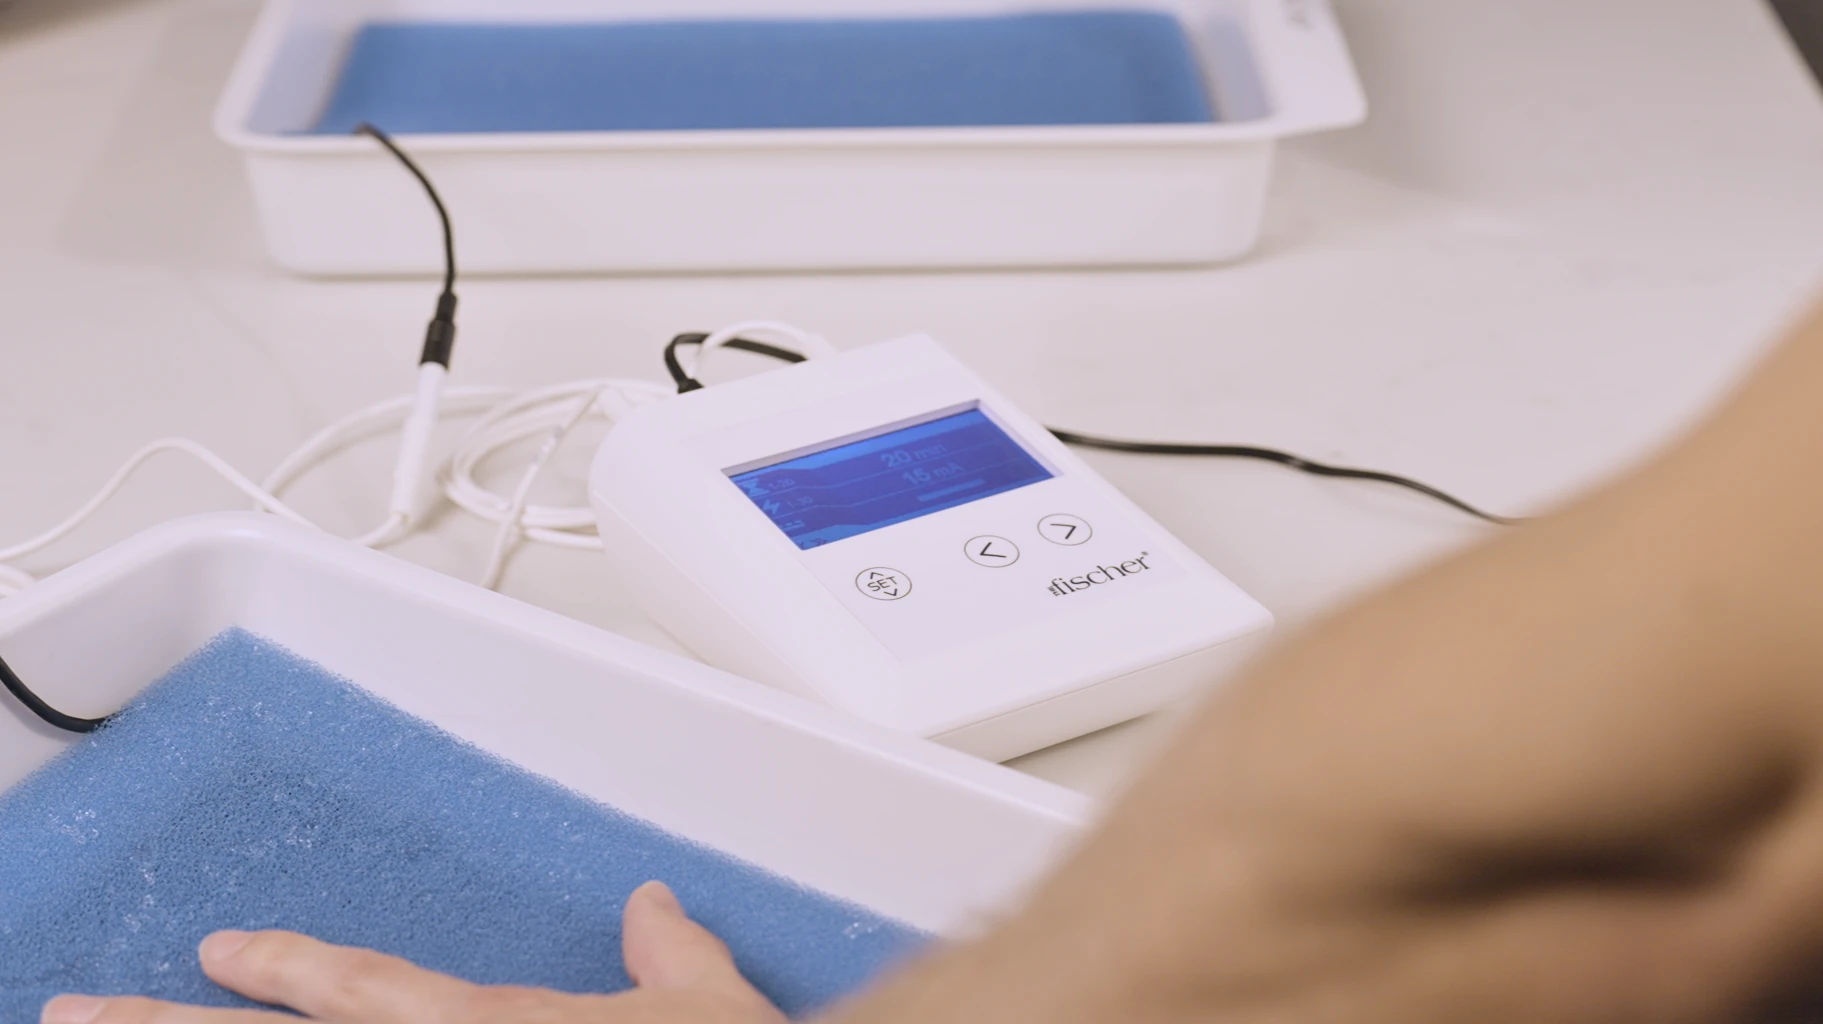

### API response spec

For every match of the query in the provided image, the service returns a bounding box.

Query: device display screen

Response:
[729,407,1053,549]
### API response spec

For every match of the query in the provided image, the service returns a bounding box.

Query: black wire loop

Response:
[2,653,109,734]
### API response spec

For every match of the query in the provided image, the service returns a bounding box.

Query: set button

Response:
[1037,514,1093,546]
[855,567,912,601]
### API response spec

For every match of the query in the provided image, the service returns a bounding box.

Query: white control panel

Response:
[806,476,1185,661]
[590,336,1272,761]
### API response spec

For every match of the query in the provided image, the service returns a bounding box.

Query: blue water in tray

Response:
[0,631,925,1018]
[308,12,1216,134]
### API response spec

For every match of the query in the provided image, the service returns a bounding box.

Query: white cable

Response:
[0,391,503,596]
[689,321,836,381]
[0,563,34,596]
[475,384,610,590]
[441,318,836,569]
[260,386,515,498]
[390,363,448,520]
[260,386,517,550]
[0,438,317,567]
[444,379,672,552]
[0,321,836,594]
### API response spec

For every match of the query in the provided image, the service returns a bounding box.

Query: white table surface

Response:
[3,0,1821,798]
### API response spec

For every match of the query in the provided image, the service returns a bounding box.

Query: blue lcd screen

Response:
[729,408,1053,550]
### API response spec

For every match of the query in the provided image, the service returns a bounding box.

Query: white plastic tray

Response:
[0,514,1090,935]
[215,0,1366,275]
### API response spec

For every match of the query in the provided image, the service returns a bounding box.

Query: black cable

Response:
[1,652,108,734]
[1049,429,1523,526]
[3,126,460,737]
[2,125,464,738]
[664,332,811,393]
[663,336,1521,526]
[355,122,459,368]
[339,130,1515,529]
[343,135,1513,529]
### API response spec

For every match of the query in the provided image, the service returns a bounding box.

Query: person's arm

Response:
[827,298,1823,1024]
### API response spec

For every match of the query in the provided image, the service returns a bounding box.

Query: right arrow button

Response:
[1037,514,1093,547]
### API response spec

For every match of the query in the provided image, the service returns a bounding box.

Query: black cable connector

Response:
[1,652,108,734]
[355,122,459,369]
[422,291,459,368]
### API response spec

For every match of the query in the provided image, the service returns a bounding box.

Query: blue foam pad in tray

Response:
[0,631,925,1018]
[309,12,1216,134]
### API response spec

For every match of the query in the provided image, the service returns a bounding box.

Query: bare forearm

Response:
[831,301,1823,1024]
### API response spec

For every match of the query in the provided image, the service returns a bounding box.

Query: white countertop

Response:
[3,0,1821,797]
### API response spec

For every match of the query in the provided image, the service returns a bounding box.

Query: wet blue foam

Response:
[308,13,1215,134]
[0,631,925,1018]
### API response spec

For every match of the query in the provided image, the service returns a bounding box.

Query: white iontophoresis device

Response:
[590,336,1272,761]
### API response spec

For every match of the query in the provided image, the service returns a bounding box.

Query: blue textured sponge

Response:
[0,631,925,1019]
[308,12,1216,134]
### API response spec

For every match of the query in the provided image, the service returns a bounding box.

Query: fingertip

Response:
[633,880,683,913]
[197,929,325,991]
[619,886,781,1016]
[623,882,735,990]
[41,995,105,1024]
[199,930,254,967]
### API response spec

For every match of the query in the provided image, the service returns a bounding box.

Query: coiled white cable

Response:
[442,379,672,551]
[0,324,830,597]
[258,384,519,549]
[687,321,836,379]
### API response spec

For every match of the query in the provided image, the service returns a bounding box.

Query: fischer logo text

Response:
[1049,554,1153,597]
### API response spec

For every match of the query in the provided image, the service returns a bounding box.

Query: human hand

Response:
[39,882,785,1024]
